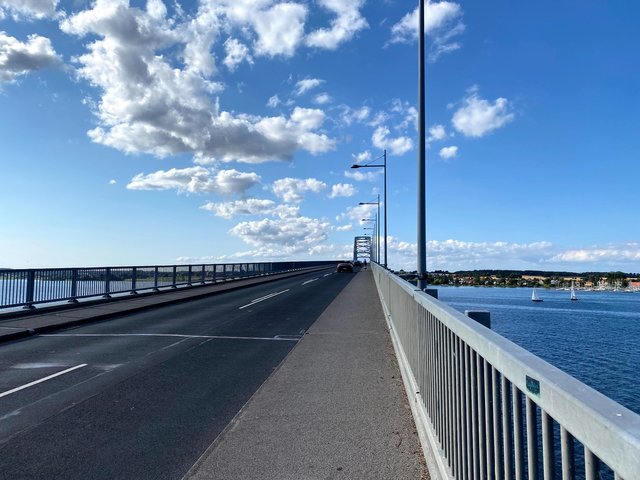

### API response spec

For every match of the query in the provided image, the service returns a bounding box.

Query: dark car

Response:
[353,260,362,267]
[336,262,353,273]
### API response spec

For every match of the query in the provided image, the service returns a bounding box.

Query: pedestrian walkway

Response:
[185,269,428,480]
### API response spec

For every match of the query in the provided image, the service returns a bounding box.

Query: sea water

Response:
[437,286,640,415]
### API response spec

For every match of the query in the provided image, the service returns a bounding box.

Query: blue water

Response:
[437,286,640,415]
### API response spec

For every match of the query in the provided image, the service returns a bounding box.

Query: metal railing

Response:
[371,263,640,480]
[0,261,336,310]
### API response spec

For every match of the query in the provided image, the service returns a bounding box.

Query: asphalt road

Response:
[0,269,356,479]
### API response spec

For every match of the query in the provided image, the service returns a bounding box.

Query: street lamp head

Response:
[350,164,360,169]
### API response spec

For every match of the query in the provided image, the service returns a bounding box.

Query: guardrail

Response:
[0,261,336,310]
[371,263,640,480]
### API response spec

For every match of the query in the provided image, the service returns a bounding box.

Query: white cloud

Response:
[223,37,253,71]
[439,145,458,159]
[387,237,554,271]
[329,183,356,198]
[344,169,381,182]
[305,0,368,50]
[229,216,332,253]
[214,169,262,195]
[126,167,259,195]
[266,94,281,108]
[452,89,515,137]
[253,2,308,57]
[428,124,447,142]
[108,179,116,185]
[372,126,413,156]
[549,244,640,264]
[272,177,327,203]
[336,203,377,224]
[336,224,353,231]
[339,105,371,126]
[0,32,62,84]
[313,92,332,105]
[201,198,276,219]
[390,1,465,61]
[0,0,59,19]
[295,77,324,95]
[60,1,334,164]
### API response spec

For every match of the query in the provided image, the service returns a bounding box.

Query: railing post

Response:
[465,310,491,329]
[153,267,159,292]
[172,266,177,288]
[130,267,138,295]
[68,268,79,303]
[213,264,218,283]
[187,265,192,286]
[201,265,206,284]
[23,270,36,309]
[103,268,111,298]
[223,264,227,281]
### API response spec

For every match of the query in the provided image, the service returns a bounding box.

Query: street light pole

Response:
[359,198,381,264]
[351,151,388,268]
[417,0,427,290]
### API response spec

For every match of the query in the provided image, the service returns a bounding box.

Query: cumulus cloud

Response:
[295,77,324,95]
[339,105,371,126]
[305,0,368,50]
[272,177,327,203]
[0,32,62,84]
[387,237,554,271]
[60,1,334,164]
[428,124,447,142]
[390,1,465,61]
[329,183,356,198]
[229,216,332,254]
[344,169,381,182]
[549,243,640,264]
[201,198,276,219]
[439,145,458,159]
[266,94,281,108]
[452,88,515,137]
[314,92,332,105]
[372,126,413,156]
[108,179,116,185]
[0,0,59,19]
[336,224,353,231]
[336,203,377,224]
[126,167,259,195]
[253,2,308,57]
[223,37,253,71]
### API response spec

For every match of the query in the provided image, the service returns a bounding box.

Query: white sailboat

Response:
[531,288,543,302]
[570,281,578,301]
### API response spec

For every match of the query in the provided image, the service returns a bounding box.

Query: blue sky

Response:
[1,0,639,272]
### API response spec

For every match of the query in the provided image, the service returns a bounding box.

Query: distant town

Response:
[396,270,640,292]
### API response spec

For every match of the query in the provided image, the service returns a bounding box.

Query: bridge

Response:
[1,260,639,479]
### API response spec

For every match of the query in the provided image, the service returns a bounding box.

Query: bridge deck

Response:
[185,268,427,480]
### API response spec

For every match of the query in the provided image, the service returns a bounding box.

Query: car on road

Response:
[336,262,353,273]
[352,260,362,267]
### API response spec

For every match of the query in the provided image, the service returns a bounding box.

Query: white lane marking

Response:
[40,333,299,342]
[0,364,87,399]
[302,278,319,285]
[323,273,332,277]
[239,289,289,309]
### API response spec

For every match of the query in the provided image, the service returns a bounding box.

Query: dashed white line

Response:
[41,333,298,342]
[323,273,332,277]
[239,289,290,309]
[0,364,88,399]
[302,278,319,285]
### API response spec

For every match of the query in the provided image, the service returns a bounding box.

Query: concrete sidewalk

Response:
[0,267,331,344]
[185,269,428,480]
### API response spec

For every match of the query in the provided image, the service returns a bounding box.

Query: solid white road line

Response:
[302,278,319,285]
[238,289,289,309]
[0,364,88,399]
[41,333,298,342]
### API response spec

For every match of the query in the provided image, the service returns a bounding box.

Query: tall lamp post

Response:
[417,0,427,290]
[359,195,380,265]
[351,150,387,268]
[362,218,378,263]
